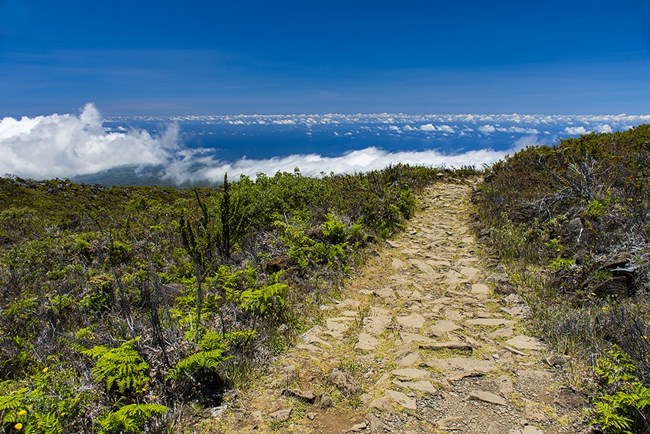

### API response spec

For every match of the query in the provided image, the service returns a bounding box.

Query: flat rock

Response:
[372,287,396,299]
[365,413,386,432]
[419,341,473,351]
[306,334,332,348]
[355,333,380,350]
[396,313,426,329]
[429,319,462,337]
[397,351,421,367]
[410,259,435,274]
[427,259,451,268]
[400,332,435,345]
[471,283,490,295]
[468,390,507,406]
[369,396,392,412]
[444,309,464,321]
[431,296,453,304]
[392,258,407,269]
[459,267,480,281]
[425,357,495,374]
[488,326,515,339]
[393,379,437,394]
[269,408,292,421]
[325,318,349,337]
[496,375,514,395]
[391,368,431,380]
[501,305,531,318]
[385,389,417,410]
[466,318,515,327]
[517,369,555,384]
[505,335,544,351]
[281,389,316,403]
[396,289,412,298]
[445,270,465,286]
[363,307,392,335]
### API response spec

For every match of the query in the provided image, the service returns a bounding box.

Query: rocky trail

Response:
[208,182,587,433]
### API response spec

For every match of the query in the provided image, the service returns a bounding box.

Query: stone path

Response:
[207,182,586,433]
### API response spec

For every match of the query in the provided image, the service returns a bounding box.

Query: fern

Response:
[167,348,229,380]
[31,412,63,434]
[595,346,637,386]
[592,346,650,433]
[84,339,150,396]
[98,403,169,434]
[198,330,256,352]
[238,282,288,316]
[0,388,27,417]
[238,272,288,317]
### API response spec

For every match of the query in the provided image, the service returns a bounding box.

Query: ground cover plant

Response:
[475,124,650,433]
[0,165,472,433]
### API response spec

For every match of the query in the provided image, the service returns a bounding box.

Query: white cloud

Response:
[478,124,496,133]
[163,146,508,185]
[596,124,613,133]
[0,104,178,179]
[564,126,588,135]
[420,123,454,133]
[499,126,540,134]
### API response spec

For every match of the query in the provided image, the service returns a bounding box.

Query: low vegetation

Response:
[475,124,650,433]
[0,165,477,433]
[9,122,648,433]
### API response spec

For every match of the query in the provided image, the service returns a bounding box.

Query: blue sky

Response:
[1,0,650,115]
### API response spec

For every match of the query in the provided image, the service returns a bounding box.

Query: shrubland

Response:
[0,165,473,433]
[475,125,650,433]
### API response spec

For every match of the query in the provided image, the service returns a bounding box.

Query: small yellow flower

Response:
[14,423,23,430]
[42,367,48,373]
[17,410,27,416]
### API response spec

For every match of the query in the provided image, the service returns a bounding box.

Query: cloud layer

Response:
[162,147,506,184]
[0,104,179,179]
[2,105,648,184]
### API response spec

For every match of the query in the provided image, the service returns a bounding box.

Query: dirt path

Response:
[207,182,586,434]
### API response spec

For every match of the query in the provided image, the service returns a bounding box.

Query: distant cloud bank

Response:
[1,104,648,184]
[0,104,178,179]
[162,147,507,185]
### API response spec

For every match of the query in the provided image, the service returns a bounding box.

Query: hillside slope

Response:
[476,124,650,433]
